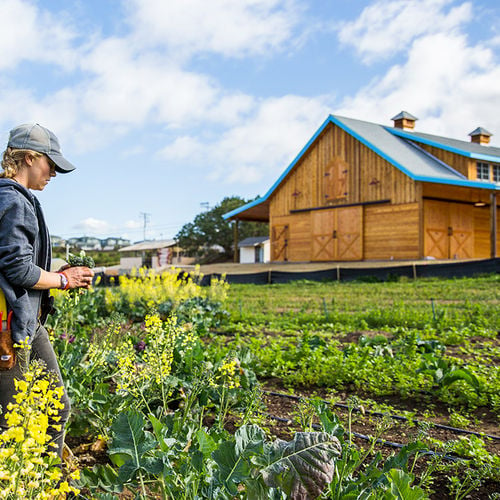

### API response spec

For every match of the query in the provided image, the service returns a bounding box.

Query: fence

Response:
[94,258,499,287]
[198,258,499,286]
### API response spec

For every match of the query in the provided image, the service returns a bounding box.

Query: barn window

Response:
[493,164,500,183]
[476,162,490,180]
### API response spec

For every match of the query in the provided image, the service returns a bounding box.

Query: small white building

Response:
[118,240,194,271]
[239,236,270,264]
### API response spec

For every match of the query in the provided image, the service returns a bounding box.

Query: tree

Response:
[176,196,268,262]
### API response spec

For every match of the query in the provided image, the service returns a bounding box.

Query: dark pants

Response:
[0,324,71,459]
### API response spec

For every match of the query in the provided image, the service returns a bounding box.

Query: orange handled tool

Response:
[0,307,15,370]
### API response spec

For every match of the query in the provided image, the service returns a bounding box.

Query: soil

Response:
[260,382,499,499]
[65,376,499,500]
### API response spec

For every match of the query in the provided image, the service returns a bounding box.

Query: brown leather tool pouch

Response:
[0,329,16,370]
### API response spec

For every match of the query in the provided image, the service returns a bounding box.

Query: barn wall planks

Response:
[474,207,492,259]
[269,123,417,219]
[364,203,420,260]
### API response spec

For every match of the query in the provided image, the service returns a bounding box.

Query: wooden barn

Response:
[224,112,500,262]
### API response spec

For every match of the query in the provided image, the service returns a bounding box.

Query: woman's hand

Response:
[62,266,94,289]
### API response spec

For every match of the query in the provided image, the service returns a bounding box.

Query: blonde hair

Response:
[1,148,42,179]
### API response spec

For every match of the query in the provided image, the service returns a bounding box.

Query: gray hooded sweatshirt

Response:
[0,178,51,343]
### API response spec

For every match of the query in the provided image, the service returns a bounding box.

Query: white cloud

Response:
[125,220,142,229]
[0,0,79,70]
[79,38,256,129]
[73,217,110,234]
[160,136,204,161]
[338,0,472,63]
[127,0,303,58]
[161,94,332,183]
[72,218,146,238]
[0,0,311,158]
[336,32,500,142]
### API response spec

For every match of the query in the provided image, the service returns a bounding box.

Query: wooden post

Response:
[416,182,424,259]
[233,219,239,263]
[491,192,497,258]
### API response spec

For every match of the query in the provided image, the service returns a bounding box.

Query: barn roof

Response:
[223,114,500,221]
[389,127,500,162]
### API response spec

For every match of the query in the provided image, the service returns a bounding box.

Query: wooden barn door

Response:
[336,206,363,261]
[424,200,474,259]
[424,200,449,259]
[271,224,289,261]
[311,210,334,261]
[449,204,473,258]
[311,206,363,261]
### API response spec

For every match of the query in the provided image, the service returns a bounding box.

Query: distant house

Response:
[67,236,102,251]
[101,237,131,251]
[239,236,270,264]
[118,240,194,271]
[224,112,499,261]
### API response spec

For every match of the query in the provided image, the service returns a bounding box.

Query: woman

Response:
[0,123,94,459]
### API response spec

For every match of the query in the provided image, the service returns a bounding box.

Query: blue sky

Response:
[1,0,499,241]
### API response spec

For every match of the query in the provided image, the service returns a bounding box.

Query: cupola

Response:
[391,111,418,130]
[468,127,492,145]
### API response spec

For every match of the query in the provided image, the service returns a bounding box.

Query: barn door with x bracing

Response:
[424,200,474,259]
[311,206,362,261]
[271,224,289,261]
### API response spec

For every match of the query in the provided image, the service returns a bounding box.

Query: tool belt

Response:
[0,289,15,370]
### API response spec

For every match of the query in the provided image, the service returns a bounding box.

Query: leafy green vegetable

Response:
[68,250,95,268]
[260,432,341,498]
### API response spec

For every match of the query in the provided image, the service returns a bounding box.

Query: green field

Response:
[2,272,498,499]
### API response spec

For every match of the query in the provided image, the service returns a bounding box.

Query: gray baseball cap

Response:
[7,123,76,173]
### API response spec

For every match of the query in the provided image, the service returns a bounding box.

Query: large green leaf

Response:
[261,432,341,499]
[79,464,122,493]
[149,413,177,453]
[385,469,427,500]
[196,429,217,456]
[441,369,480,391]
[108,410,159,483]
[212,424,266,495]
[212,441,251,495]
[235,424,265,456]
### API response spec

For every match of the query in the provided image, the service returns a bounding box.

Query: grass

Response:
[212,274,500,418]
[222,275,499,337]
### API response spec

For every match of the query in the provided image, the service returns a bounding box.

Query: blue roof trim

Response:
[331,116,420,180]
[223,115,500,221]
[333,117,498,189]
[387,127,500,163]
[223,115,334,220]
[223,197,265,219]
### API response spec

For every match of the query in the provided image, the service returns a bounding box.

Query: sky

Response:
[0,0,499,242]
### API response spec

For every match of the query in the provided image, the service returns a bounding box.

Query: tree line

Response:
[175,196,268,263]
